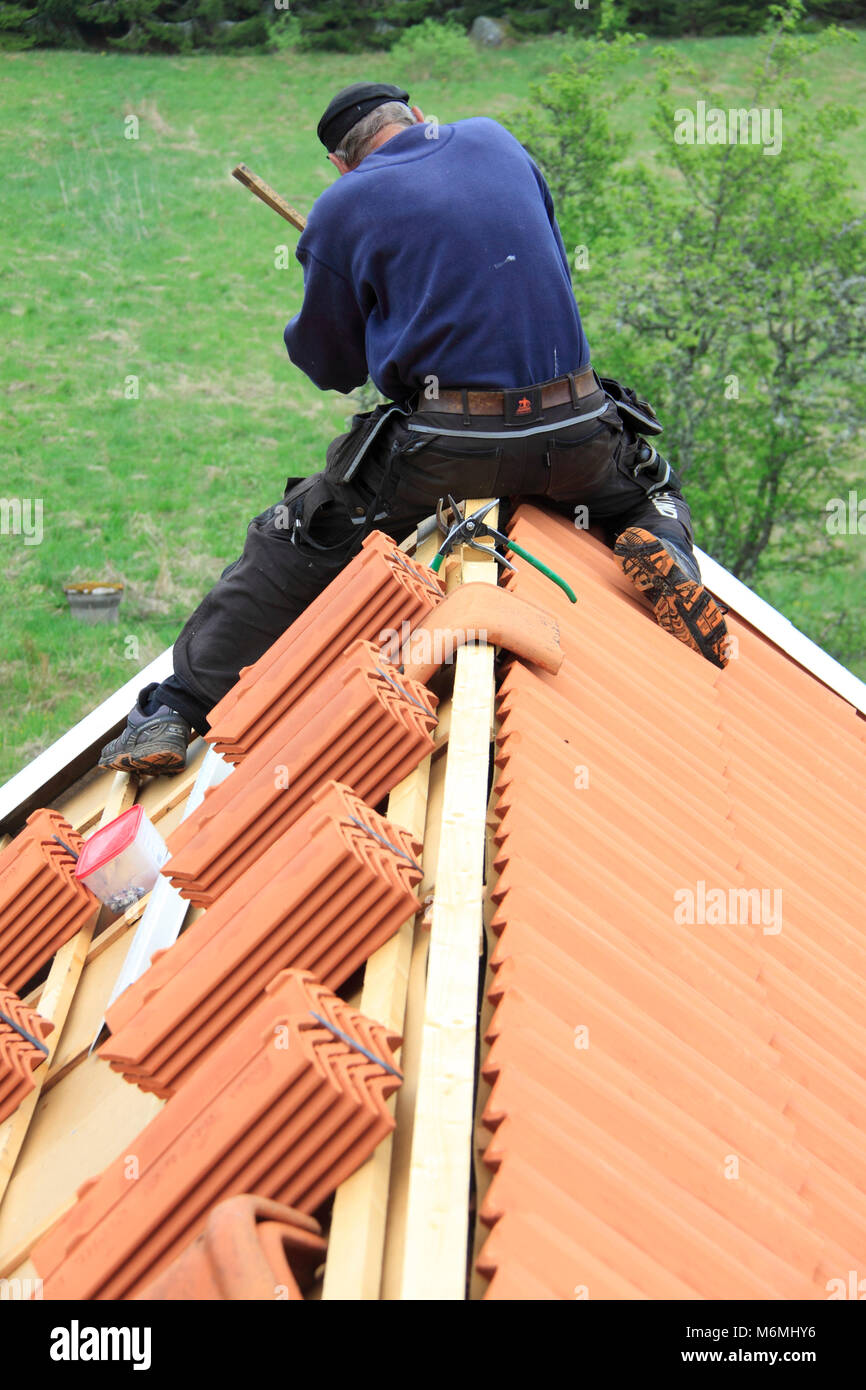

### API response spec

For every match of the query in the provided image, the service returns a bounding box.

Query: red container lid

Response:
[75,804,145,879]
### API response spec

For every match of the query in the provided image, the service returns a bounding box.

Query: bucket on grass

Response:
[63,581,124,624]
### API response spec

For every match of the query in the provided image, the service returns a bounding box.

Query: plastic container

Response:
[63,582,124,625]
[75,805,169,914]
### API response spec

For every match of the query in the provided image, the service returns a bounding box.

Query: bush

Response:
[0,0,273,52]
[0,3,37,50]
[0,0,860,53]
[267,8,301,53]
[388,18,480,83]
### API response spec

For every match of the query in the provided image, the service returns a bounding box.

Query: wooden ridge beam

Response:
[397,501,498,1300]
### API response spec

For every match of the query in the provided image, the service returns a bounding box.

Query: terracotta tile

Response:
[0,985,54,1123]
[162,642,435,905]
[134,1195,326,1301]
[32,970,400,1300]
[477,505,866,1301]
[0,812,96,991]
[100,782,420,1095]
[206,531,444,760]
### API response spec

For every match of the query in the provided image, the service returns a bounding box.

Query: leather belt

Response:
[414,365,599,416]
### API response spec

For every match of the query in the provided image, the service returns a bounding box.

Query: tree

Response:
[517,2,866,665]
[509,32,639,258]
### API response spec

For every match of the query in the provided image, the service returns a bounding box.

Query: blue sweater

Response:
[284,117,590,402]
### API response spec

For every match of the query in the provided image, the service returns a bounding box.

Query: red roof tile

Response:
[0,984,54,1124]
[206,530,444,762]
[32,969,401,1299]
[0,809,96,991]
[477,504,866,1300]
[100,781,422,1096]
[162,639,436,906]
[135,1195,326,1301]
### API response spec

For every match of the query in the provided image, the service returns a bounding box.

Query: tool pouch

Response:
[324,402,410,487]
[598,376,664,437]
[630,439,683,495]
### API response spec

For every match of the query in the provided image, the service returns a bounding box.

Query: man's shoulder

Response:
[452,115,522,147]
[300,174,355,245]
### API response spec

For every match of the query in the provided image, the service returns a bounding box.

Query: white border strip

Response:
[695,547,866,716]
[0,647,175,832]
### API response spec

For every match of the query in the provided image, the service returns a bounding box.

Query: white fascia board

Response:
[695,547,866,717]
[0,647,175,834]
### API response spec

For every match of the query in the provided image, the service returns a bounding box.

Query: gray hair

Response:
[334,100,415,168]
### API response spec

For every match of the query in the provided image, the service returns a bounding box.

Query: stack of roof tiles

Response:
[206,529,445,762]
[162,640,437,906]
[32,969,401,1299]
[0,984,54,1124]
[477,504,866,1300]
[0,809,96,992]
[100,781,422,1097]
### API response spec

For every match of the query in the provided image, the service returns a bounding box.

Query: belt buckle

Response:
[503,385,542,425]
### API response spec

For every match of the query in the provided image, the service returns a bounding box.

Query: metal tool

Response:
[431,497,578,604]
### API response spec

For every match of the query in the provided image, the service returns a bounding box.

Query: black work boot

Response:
[614,526,730,669]
[98,702,193,776]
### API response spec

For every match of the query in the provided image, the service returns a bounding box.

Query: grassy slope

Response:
[0,33,864,782]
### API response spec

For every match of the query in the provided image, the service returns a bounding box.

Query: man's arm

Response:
[284,249,369,394]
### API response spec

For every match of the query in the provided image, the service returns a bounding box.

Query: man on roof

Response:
[100,82,729,776]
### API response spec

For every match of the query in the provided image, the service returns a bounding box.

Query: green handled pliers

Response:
[430,497,577,604]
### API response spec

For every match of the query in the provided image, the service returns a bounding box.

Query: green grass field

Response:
[1,32,864,783]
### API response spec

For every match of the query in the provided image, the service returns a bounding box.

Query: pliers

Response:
[431,497,577,604]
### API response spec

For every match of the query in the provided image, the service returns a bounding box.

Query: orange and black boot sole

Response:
[98,718,191,776]
[614,527,730,669]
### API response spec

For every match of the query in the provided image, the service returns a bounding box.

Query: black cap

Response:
[317,82,410,154]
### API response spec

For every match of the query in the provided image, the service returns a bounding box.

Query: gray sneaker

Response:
[98,703,192,776]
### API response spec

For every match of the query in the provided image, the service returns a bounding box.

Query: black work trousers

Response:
[146,383,694,734]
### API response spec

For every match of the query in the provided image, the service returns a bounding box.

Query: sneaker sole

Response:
[99,745,189,778]
[614,527,730,669]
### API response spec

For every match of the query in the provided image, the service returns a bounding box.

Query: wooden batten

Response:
[396,503,498,1300]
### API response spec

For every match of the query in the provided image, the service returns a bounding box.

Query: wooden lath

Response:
[397,503,498,1299]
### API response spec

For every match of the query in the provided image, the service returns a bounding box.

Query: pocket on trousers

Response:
[283,474,353,556]
[395,436,503,507]
[323,412,377,486]
[544,422,618,500]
